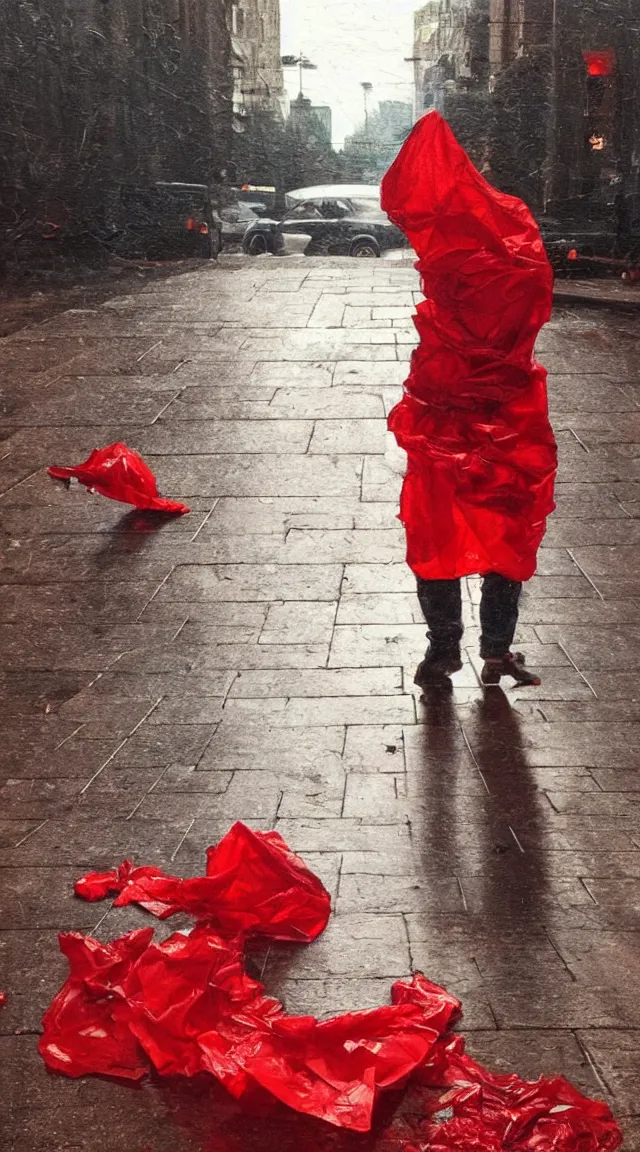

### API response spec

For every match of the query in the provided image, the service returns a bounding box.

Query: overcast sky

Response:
[280,0,417,147]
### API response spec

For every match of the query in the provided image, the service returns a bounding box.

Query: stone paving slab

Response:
[1,258,640,1147]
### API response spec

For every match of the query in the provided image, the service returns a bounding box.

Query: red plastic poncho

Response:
[381,112,557,582]
[48,441,189,515]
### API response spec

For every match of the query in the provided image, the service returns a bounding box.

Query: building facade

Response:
[488,0,640,218]
[412,1,474,119]
[309,106,333,142]
[231,0,285,123]
[0,0,233,255]
[288,96,332,146]
[412,0,640,220]
[489,0,528,72]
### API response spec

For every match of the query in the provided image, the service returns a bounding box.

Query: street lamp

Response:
[404,57,423,123]
[361,81,373,138]
[281,53,318,98]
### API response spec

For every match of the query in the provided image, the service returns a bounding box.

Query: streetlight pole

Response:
[361,82,373,139]
[404,57,422,122]
[281,54,318,100]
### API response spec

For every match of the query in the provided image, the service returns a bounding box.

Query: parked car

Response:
[284,183,381,208]
[540,215,640,276]
[235,185,278,212]
[242,185,408,258]
[105,182,222,260]
[219,201,269,249]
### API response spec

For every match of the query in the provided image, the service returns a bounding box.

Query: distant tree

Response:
[0,0,232,271]
[442,0,491,169]
[231,108,343,200]
[342,102,413,181]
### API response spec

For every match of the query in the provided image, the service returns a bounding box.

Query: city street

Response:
[1,256,640,1148]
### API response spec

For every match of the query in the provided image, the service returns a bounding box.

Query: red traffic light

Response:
[583,49,616,77]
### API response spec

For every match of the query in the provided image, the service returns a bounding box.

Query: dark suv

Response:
[242,189,408,258]
[106,182,222,260]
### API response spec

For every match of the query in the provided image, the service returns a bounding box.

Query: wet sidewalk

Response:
[1,257,640,1149]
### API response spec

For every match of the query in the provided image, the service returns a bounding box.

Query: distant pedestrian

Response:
[381,113,557,687]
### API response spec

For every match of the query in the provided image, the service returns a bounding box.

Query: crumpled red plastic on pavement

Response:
[380,112,557,582]
[73,824,332,940]
[0,991,7,1008]
[40,822,621,1148]
[48,441,189,514]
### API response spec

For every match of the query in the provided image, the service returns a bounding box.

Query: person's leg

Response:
[479,572,521,658]
[414,577,463,684]
[479,572,540,686]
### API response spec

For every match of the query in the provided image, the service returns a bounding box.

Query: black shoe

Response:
[414,646,463,687]
[481,652,541,687]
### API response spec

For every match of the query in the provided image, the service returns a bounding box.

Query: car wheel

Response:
[247,232,269,256]
[350,238,380,258]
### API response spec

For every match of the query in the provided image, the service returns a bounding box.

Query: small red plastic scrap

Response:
[48,441,189,514]
[0,992,7,1008]
[74,860,181,918]
[74,861,133,902]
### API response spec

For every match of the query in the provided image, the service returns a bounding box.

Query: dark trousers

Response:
[417,573,522,659]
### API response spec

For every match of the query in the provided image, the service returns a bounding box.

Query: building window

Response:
[232,5,245,37]
[233,64,246,115]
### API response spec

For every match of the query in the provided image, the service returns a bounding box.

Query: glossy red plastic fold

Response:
[48,441,189,514]
[380,112,557,582]
[40,822,621,1147]
[72,823,332,940]
[413,1039,622,1150]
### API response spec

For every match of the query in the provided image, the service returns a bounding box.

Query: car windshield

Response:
[285,202,324,220]
[349,199,386,220]
[319,200,352,218]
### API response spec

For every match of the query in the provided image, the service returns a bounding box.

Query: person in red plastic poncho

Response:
[381,113,558,689]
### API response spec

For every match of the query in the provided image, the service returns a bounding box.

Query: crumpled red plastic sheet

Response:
[0,991,7,1008]
[380,112,558,582]
[40,823,621,1148]
[73,824,332,941]
[48,441,189,514]
[401,1036,621,1151]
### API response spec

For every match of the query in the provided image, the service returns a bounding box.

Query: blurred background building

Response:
[231,0,286,123]
[410,0,640,223]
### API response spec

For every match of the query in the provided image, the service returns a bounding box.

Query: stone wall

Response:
[0,1,232,254]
